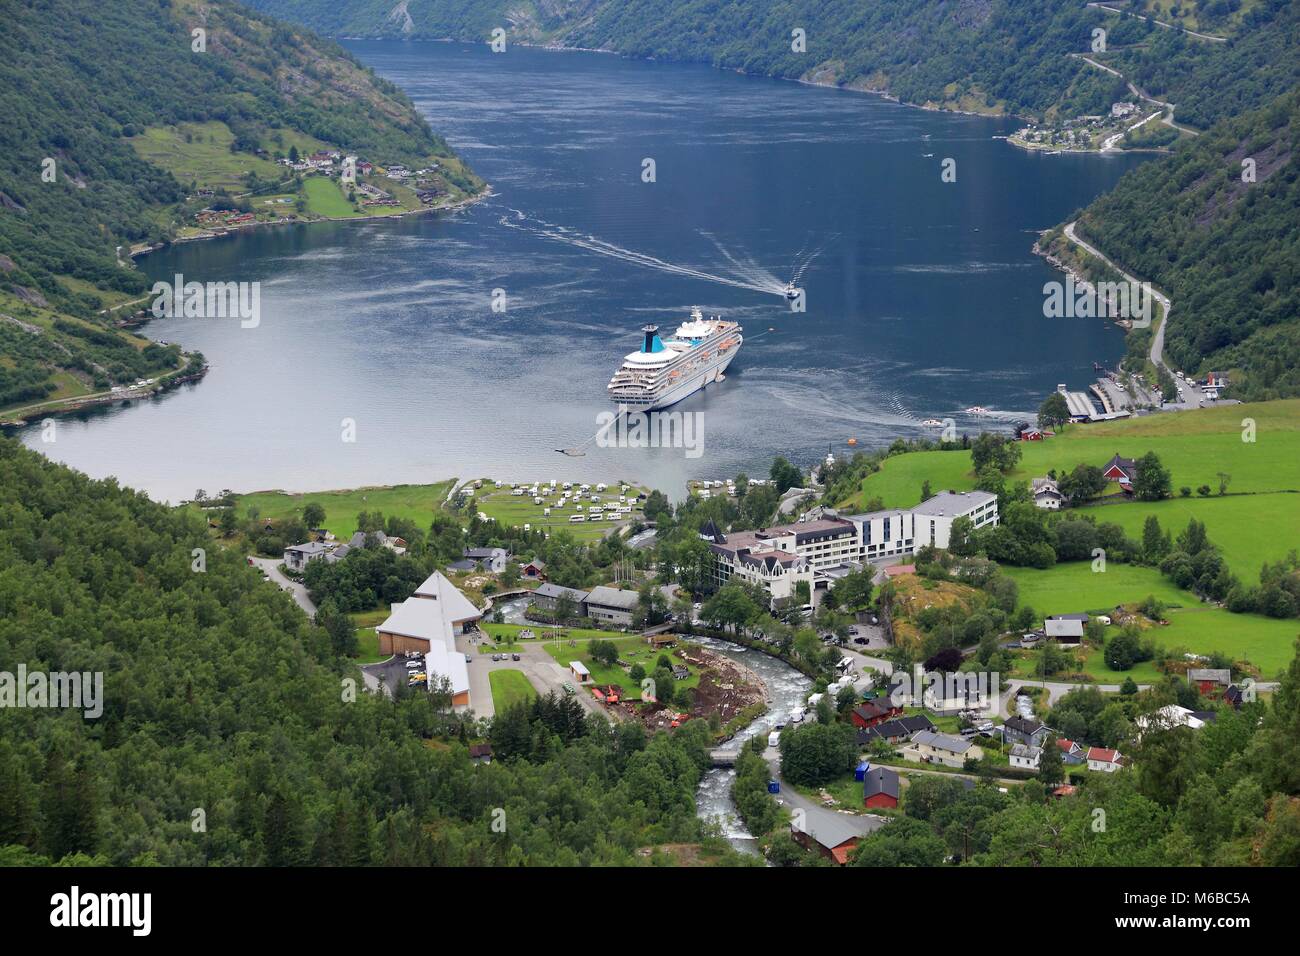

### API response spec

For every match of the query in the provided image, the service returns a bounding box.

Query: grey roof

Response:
[534,583,590,602]
[792,810,884,850]
[446,559,477,572]
[862,766,900,801]
[911,490,997,518]
[1004,716,1046,736]
[1010,743,1042,760]
[857,714,935,743]
[286,541,328,555]
[912,730,973,753]
[464,547,507,559]
[585,585,640,610]
[1049,613,1091,621]
[1188,668,1231,684]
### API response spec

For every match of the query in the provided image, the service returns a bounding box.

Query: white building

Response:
[283,540,329,571]
[707,492,999,602]
[910,490,999,549]
[1031,476,1065,510]
[375,571,481,708]
[1009,743,1042,770]
[1045,613,1089,640]
[1086,747,1124,773]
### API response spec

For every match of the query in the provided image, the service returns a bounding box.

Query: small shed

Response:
[569,661,591,684]
[854,759,870,782]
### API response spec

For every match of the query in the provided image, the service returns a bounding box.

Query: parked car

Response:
[511,653,521,661]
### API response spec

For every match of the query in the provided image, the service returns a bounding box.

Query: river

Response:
[690,636,813,854]
[24,41,1149,502]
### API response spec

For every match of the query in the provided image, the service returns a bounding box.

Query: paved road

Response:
[763,750,889,841]
[1074,55,1201,137]
[1062,221,1209,411]
[248,556,317,615]
[459,633,610,721]
[1086,3,1227,42]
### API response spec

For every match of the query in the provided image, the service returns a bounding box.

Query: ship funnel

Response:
[640,324,664,354]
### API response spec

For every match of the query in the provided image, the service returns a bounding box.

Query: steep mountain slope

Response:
[1066,90,1300,399]
[0,0,480,418]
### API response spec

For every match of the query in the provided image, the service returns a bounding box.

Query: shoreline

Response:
[130,184,495,261]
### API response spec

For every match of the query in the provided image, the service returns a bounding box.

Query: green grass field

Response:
[523,631,699,701]
[1003,562,1195,615]
[233,481,455,538]
[1082,492,1300,576]
[841,400,1300,583]
[464,478,647,542]
[1004,563,1299,678]
[129,121,284,192]
[845,400,1300,512]
[489,669,538,711]
[302,176,361,218]
[352,628,389,666]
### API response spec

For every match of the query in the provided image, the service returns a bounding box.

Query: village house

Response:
[468,743,494,764]
[1086,746,1124,773]
[791,813,884,865]
[519,558,546,580]
[850,699,904,730]
[861,766,900,809]
[910,730,982,768]
[1045,613,1089,641]
[1188,668,1232,695]
[1009,743,1042,770]
[283,540,329,572]
[463,546,509,573]
[1101,453,1138,488]
[1056,738,1087,765]
[1002,716,1052,748]
[856,714,936,746]
[1031,476,1065,510]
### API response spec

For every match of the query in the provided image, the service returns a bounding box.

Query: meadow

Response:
[1003,562,1299,678]
[234,480,456,538]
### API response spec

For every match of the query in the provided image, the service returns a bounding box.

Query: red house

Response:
[862,766,900,809]
[1102,453,1138,487]
[851,699,903,729]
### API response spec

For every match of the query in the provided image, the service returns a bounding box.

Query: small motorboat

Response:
[920,419,944,428]
[783,282,799,300]
[965,405,989,415]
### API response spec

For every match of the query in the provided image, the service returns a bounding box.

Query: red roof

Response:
[1056,738,1077,752]
[1087,746,1119,763]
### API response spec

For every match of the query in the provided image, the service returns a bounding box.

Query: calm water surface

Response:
[27,42,1149,500]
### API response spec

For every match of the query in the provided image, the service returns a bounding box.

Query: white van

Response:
[767,731,781,748]
[790,707,806,724]
[569,514,585,523]
[543,508,551,516]
[523,523,531,532]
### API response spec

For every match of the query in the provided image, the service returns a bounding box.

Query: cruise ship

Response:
[607,307,743,411]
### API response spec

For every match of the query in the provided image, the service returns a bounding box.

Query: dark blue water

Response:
[27,42,1149,501]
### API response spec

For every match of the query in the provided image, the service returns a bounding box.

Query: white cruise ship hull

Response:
[608,309,743,411]
[621,349,738,411]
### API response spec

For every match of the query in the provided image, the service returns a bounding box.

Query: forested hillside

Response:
[0,439,745,866]
[0,0,478,417]
[1071,89,1300,399]
[246,1,1291,126]
[4,439,1300,867]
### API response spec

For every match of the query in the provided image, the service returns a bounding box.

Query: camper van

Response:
[767,731,781,748]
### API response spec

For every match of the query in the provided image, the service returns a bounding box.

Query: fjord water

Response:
[29,42,1149,501]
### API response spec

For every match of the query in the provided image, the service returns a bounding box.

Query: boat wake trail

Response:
[500,209,817,299]
[789,232,837,286]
